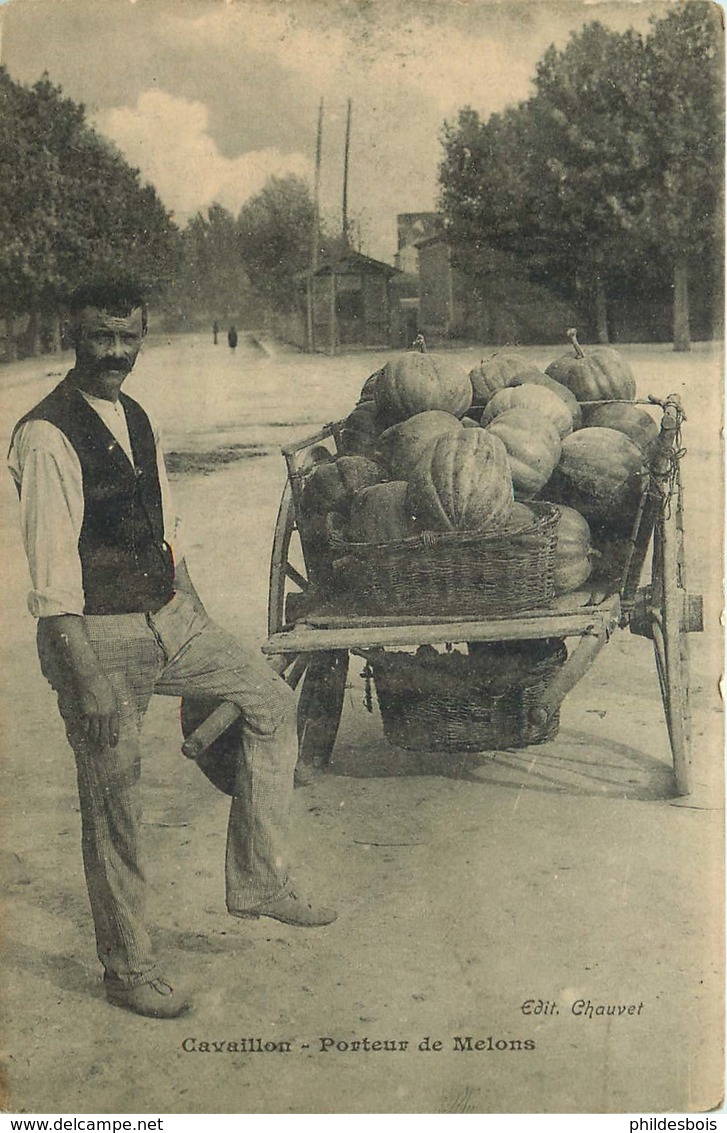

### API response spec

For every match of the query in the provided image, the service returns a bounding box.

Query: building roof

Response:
[415,232,450,250]
[313,250,400,277]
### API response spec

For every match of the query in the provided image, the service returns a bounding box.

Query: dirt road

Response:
[0,334,723,1114]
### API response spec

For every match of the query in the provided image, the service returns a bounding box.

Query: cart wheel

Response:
[297,651,349,770]
[267,443,334,637]
[267,470,331,690]
[651,477,694,797]
[269,479,307,637]
[268,451,347,773]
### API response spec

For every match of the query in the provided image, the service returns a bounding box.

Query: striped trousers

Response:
[37,590,298,988]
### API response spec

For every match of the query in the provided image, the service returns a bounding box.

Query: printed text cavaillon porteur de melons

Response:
[180,1035,536,1054]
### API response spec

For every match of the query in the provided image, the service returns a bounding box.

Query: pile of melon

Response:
[300,338,654,602]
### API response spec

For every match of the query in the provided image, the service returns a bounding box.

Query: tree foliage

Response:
[237,175,328,312]
[638,3,723,259]
[166,204,259,324]
[0,68,177,323]
[637,3,724,348]
[0,69,350,348]
[528,24,648,287]
[438,4,724,347]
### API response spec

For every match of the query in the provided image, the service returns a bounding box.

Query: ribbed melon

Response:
[581,402,659,457]
[547,427,649,534]
[338,401,381,458]
[548,503,593,594]
[375,352,472,427]
[481,384,573,439]
[469,354,538,408]
[546,342,636,403]
[375,410,463,478]
[301,454,386,518]
[507,370,583,430]
[484,409,562,499]
[405,428,514,532]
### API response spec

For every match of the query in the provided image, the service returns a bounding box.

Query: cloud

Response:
[6,0,662,260]
[95,89,312,223]
[142,6,538,258]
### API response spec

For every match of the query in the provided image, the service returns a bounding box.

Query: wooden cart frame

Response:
[183,394,704,798]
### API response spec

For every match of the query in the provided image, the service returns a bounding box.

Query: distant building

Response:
[387,213,442,346]
[416,233,462,339]
[284,250,398,351]
[394,213,441,275]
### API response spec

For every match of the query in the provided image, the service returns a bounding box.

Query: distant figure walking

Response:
[227,325,238,351]
[213,320,219,345]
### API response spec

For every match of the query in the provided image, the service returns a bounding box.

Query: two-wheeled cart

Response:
[182,395,703,798]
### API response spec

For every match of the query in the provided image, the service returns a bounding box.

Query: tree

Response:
[440,103,550,263]
[438,7,724,349]
[0,69,66,353]
[637,3,724,350]
[527,23,649,341]
[438,104,559,338]
[167,204,258,325]
[237,175,328,313]
[440,23,650,341]
[0,69,177,357]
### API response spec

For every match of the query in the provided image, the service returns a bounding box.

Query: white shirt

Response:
[7,389,181,618]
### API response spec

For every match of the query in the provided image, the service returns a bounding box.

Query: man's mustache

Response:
[99,359,132,372]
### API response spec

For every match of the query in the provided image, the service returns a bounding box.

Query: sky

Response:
[1,0,670,263]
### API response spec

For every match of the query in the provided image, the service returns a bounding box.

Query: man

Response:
[8,279,336,1020]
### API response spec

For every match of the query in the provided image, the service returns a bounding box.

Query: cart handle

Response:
[281,420,345,461]
[577,395,685,419]
[648,393,685,487]
[180,655,290,761]
[181,701,242,760]
[615,394,685,609]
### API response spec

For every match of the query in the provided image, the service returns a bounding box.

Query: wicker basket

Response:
[329,502,559,617]
[367,639,567,753]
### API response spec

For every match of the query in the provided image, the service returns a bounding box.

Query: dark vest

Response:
[14,375,175,615]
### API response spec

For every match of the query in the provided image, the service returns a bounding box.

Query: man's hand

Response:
[40,615,120,748]
[76,672,120,748]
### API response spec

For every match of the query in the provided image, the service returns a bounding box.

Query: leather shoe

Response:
[232,890,337,927]
[104,974,193,1019]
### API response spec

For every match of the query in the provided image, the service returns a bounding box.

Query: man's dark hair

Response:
[69,278,149,334]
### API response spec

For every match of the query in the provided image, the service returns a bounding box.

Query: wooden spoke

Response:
[268,442,336,637]
[283,653,310,691]
[285,562,310,591]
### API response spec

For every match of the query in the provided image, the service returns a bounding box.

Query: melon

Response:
[374,352,472,427]
[405,428,514,532]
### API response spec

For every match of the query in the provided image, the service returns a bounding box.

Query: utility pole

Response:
[306,97,324,353]
[342,98,352,250]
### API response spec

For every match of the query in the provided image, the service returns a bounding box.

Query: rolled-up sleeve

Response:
[8,421,86,617]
